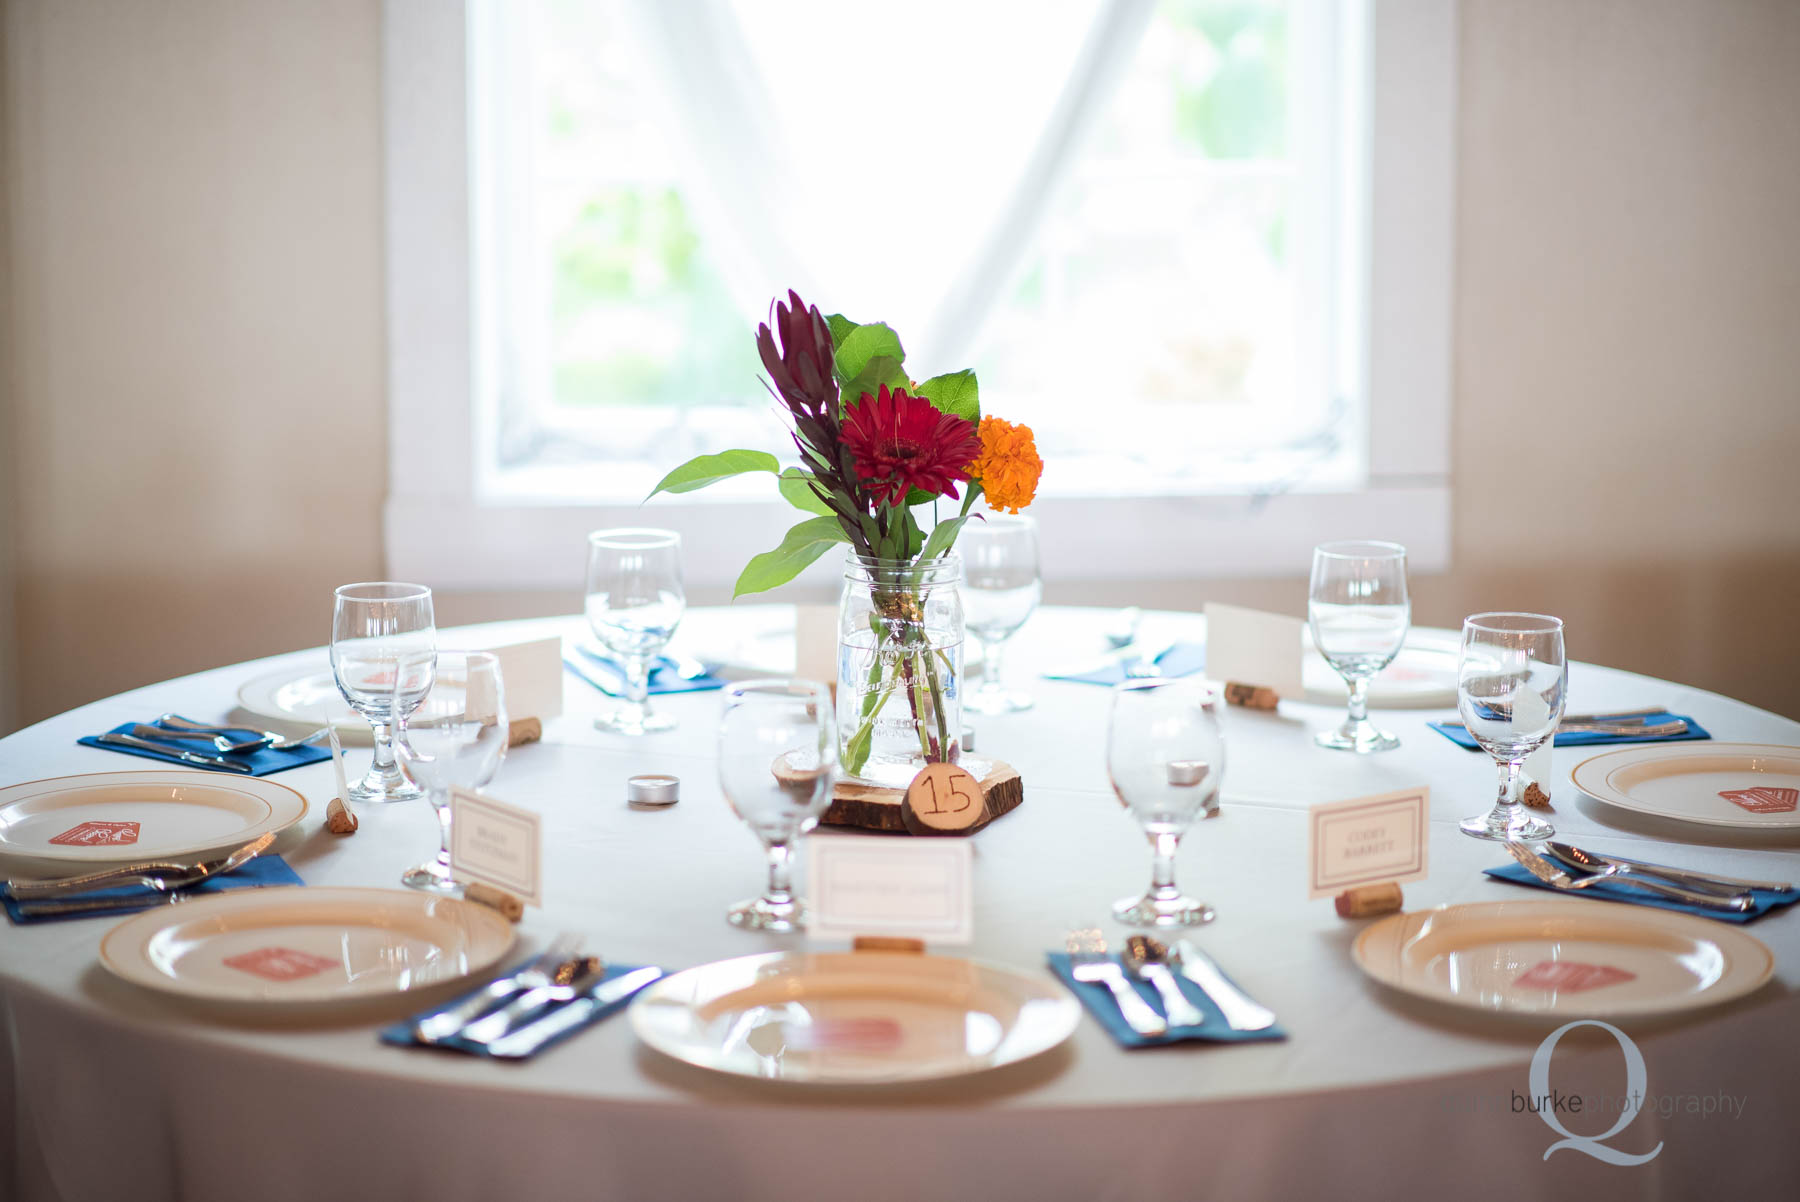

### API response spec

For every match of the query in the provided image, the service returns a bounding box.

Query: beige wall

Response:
[3,0,1798,729]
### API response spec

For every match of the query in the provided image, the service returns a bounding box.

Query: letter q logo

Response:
[1530,1020,1663,1165]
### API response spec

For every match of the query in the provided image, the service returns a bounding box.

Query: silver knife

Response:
[14,892,189,919]
[96,732,254,773]
[1546,842,1795,895]
[484,967,664,1060]
[1171,940,1276,1032]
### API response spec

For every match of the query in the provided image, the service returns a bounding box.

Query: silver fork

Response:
[1067,928,1167,1036]
[5,832,277,899]
[153,714,329,753]
[411,934,583,1044]
[1502,841,1754,912]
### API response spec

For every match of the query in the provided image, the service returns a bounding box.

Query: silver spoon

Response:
[1124,935,1206,1027]
[1103,607,1143,650]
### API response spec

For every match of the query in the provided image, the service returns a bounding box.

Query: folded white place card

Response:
[1204,603,1305,699]
[1308,787,1430,899]
[485,637,565,722]
[807,838,973,945]
[449,787,543,907]
[794,604,838,686]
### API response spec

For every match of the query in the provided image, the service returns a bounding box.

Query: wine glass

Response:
[393,652,508,892]
[963,515,1041,714]
[1108,677,1224,927]
[585,528,686,734]
[1458,613,1565,841]
[1308,541,1410,752]
[718,679,837,932]
[330,582,436,802]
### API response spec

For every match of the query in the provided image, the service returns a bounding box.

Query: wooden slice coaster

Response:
[820,759,1023,835]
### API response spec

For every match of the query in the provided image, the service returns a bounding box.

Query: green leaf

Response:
[732,517,848,599]
[777,468,835,516]
[915,369,980,424]
[839,354,910,409]
[834,322,904,386]
[843,718,873,777]
[646,449,779,499]
[825,313,858,349]
[918,515,967,562]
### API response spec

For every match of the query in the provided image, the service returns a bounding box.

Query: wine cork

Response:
[463,882,524,922]
[507,717,543,748]
[325,796,358,835]
[1335,881,1404,919]
[1224,682,1280,710]
[1521,782,1552,810]
[853,935,925,954]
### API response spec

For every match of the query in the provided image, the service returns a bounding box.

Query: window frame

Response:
[383,0,1456,593]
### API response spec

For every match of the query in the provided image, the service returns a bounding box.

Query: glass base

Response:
[594,710,677,735]
[1112,892,1215,928]
[965,687,1034,715]
[349,778,423,804]
[728,895,805,933]
[1461,808,1555,841]
[401,860,459,893]
[1314,720,1400,754]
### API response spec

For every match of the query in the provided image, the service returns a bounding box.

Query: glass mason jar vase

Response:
[836,553,965,787]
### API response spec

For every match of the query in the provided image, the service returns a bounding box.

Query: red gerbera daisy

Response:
[839,384,982,508]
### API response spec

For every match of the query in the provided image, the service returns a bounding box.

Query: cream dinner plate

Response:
[1302,628,1462,709]
[0,770,308,866]
[631,951,1081,1084]
[1353,900,1773,1019]
[1570,743,1800,831]
[236,664,366,743]
[100,887,516,1010]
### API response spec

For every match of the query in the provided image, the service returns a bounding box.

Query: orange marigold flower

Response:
[970,416,1043,513]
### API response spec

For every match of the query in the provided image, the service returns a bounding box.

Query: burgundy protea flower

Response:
[840,384,982,508]
[756,289,838,426]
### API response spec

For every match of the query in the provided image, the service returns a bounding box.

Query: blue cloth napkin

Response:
[379,961,660,1059]
[1484,862,1798,923]
[79,722,331,776]
[567,645,725,695]
[1428,712,1710,750]
[2,854,303,924]
[1043,642,1208,687]
[1046,952,1286,1048]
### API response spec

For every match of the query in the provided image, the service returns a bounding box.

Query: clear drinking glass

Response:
[1458,613,1565,841]
[393,652,508,892]
[1308,541,1410,753]
[1108,677,1224,927]
[585,528,685,734]
[719,680,837,933]
[330,582,437,802]
[963,515,1042,715]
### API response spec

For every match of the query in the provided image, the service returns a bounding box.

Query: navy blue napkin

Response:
[567,646,725,695]
[379,961,660,1059]
[79,723,331,776]
[2,855,304,924]
[1484,862,1798,923]
[1043,642,1208,687]
[1046,952,1286,1047]
[1428,712,1710,750]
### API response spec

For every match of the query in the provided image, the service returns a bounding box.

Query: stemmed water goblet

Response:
[1309,541,1409,752]
[330,582,436,802]
[585,528,686,734]
[1458,613,1565,841]
[1108,677,1224,927]
[718,680,837,932]
[393,652,508,892]
[963,515,1041,714]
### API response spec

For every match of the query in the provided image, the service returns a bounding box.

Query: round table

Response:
[3,606,1796,1200]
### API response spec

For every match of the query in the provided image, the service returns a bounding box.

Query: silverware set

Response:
[1501,839,1794,912]
[5,832,277,917]
[409,934,664,1059]
[1443,707,1689,738]
[94,714,330,771]
[1067,928,1277,1036]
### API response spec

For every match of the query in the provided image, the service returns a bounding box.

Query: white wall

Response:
[3,0,1798,727]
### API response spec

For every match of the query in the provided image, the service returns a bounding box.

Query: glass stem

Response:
[764,841,793,905]
[431,786,453,872]
[985,638,1007,696]
[624,654,651,718]
[1345,678,1370,726]
[365,720,405,789]
[1149,832,1180,899]
[1496,757,1524,816]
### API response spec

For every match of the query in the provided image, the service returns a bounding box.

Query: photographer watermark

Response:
[1436,1019,1749,1165]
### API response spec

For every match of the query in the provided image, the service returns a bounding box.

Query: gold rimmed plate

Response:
[1353,900,1773,1020]
[1571,743,1800,831]
[631,950,1080,1084]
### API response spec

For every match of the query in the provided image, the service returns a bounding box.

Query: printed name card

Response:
[1308,787,1430,899]
[484,637,565,721]
[807,838,973,945]
[1204,603,1305,699]
[449,787,544,907]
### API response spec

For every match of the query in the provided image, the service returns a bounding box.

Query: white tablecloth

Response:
[3,607,1797,1200]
